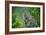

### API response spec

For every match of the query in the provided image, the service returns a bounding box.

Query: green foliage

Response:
[12,7,40,28]
[28,7,40,27]
[12,17,25,28]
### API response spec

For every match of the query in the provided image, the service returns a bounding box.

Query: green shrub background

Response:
[12,7,40,28]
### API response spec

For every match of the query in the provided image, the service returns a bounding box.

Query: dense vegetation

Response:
[12,7,40,28]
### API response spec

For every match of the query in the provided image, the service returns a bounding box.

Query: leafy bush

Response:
[12,7,40,28]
